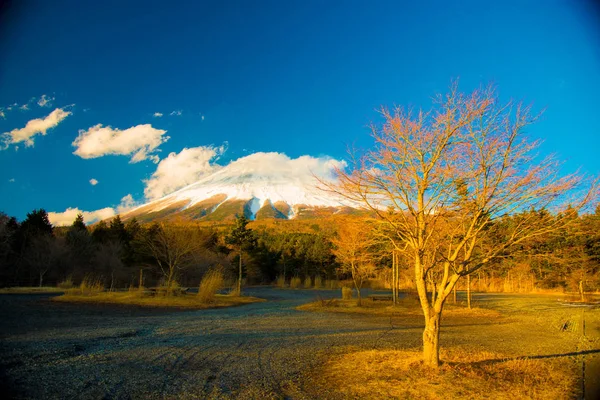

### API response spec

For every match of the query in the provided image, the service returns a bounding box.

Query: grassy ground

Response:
[53,291,265,309]
[0,287,65,294]
[299,292,600,399]
[312,347,576,400]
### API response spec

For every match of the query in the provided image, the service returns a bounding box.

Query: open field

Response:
[0,288,599,399]
[53,291,265,309]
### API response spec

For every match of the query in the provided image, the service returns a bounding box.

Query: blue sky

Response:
[1,0,599,223]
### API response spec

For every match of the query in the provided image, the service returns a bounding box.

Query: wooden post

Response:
[467,274,471,309]
[392,251,397,305]
[453,283,457,304]
[395,251,399,303]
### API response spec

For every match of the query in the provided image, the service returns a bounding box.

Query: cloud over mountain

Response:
[144,145,226,200]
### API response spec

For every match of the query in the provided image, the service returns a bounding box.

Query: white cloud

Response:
[153,112,163,117]
[144,145,225,200]
[19,104,29,111]
[221,152,347,183]
[37,95,54,107]
[201,115,205,121]
[72,124,169,163]
[8,178,15,183]
[49,193,140,226]
[117,194,137,213]
[0,110,4,119]
[2,108,72,148]
[89,178,98,186]
[170,110,182,116]
[48,207,116,227]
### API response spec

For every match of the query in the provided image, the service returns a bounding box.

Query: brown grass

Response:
[341,286,353,300]
[298,295,501,319]
[290,277,301,289]
[197,268,224,303]
[304,276,313,288]
[310,347,577,400]
[65,277,104,296]
[276,275,286,288]
[314,275,322,288]
[53,291,265,309]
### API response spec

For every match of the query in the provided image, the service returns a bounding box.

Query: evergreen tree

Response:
[21,209,53,237]
[225,214,257,294]
[109,215,128,244]
[71,213,87,231]
[92,220,110,244]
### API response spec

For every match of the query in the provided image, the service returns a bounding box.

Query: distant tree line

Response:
[0,207,599,294]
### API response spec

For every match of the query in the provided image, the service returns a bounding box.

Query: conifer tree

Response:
[225,214,256,294]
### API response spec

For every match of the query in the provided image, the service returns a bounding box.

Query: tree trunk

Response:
[39,272,43,288]
[167,266,175,295]
[352,264,362,306]
[579,280,585,302]
[283,256,286,284]
[139,268,143,289]
[467,274,471,309]
[237,249,243,295]
[423,311,441,367]
[355,281,362,306]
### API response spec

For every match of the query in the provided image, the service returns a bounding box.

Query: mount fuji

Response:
[121,152,364,222]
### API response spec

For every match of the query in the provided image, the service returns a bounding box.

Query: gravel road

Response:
[0,288,414,399]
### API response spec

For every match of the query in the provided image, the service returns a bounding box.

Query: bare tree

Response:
[92,241,124,291]
[26,236,67,287]
[322,83,596,367]
[143,223,202,291]
[331,217,376,305]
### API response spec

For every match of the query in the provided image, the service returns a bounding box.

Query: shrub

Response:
[342,286,353,300]
[290,276,301,289]
[304,276,313,288]
[315,294,336,307]
[71,276,104,296]
[314,275,323,288]
[198,267,224,303]
[57,276,74,289]
[276,275,286,288]
[228,285,241,297]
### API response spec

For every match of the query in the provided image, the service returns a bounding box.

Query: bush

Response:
[69,276,104,296]
[198,267,224,303]
[342,286,353,300]
[304,276,313,288]
[290,276,302,289]
[276,275,286,288]
[57,277,74,289]
[156,279,181,296]
[314,276,323,288]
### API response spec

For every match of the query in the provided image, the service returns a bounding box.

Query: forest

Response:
[1,206,599,298]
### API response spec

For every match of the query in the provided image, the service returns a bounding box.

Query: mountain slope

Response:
[122,152,363,222]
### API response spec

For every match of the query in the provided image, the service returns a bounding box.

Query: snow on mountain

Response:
[124,152,362,221]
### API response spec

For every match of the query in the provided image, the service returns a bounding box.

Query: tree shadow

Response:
[447,348,600,367]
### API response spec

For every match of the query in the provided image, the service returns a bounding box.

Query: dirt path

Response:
[0,288,407,399]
